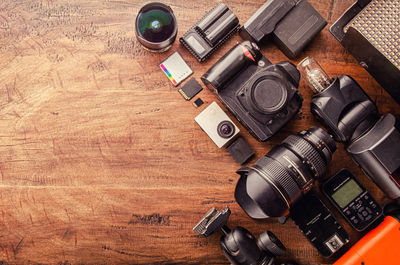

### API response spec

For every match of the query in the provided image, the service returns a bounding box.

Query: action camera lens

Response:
[235,127,336,218]
[221,125,232,135]
[218,121,235,138]
[135,2,177,52]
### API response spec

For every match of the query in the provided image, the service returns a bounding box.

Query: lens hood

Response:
[235,167,289,218]
[235,127,336,219]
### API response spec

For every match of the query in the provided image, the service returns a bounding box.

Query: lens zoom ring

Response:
[256,156,300,202]
[283,135,326,177]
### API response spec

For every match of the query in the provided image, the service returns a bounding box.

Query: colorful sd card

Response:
[159,52,193,86]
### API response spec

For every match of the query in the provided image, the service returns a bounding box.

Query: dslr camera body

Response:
[201,41,303,142]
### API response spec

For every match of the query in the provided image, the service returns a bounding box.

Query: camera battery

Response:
[273,0,327,58]
[240,0,326,59]
[180,3,240,62]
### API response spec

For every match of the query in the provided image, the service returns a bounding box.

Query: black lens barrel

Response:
[235,127,336,218]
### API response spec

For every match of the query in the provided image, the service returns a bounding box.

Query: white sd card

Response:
[159,52,193,86]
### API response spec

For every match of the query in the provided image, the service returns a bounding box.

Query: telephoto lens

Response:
[235,127,336,218]
[135,2,178,52]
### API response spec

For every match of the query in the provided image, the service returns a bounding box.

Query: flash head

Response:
[299,57,400,200]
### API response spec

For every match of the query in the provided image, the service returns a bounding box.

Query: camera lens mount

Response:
[250,75,288,115]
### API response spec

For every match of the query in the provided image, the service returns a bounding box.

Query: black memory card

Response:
[192,98,204,108]
[179,78,203,100]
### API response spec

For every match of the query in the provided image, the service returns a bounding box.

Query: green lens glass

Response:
[137,8,175,43]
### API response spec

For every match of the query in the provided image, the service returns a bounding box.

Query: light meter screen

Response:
[332,179,363,208]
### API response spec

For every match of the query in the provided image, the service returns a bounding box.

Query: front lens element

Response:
[138,8,174,42]
[135,3,177,52]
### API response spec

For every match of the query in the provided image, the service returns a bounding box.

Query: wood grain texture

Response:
[0,0,398,264]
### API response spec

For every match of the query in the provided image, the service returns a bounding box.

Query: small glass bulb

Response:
[298,56,333,93]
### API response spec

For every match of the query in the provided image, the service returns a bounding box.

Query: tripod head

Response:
[193,206,292,265]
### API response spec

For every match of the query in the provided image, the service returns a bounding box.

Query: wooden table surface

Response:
[0,0,398,264]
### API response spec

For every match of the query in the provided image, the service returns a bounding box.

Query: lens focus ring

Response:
[283,135,326,177]
[254,156,300,204]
